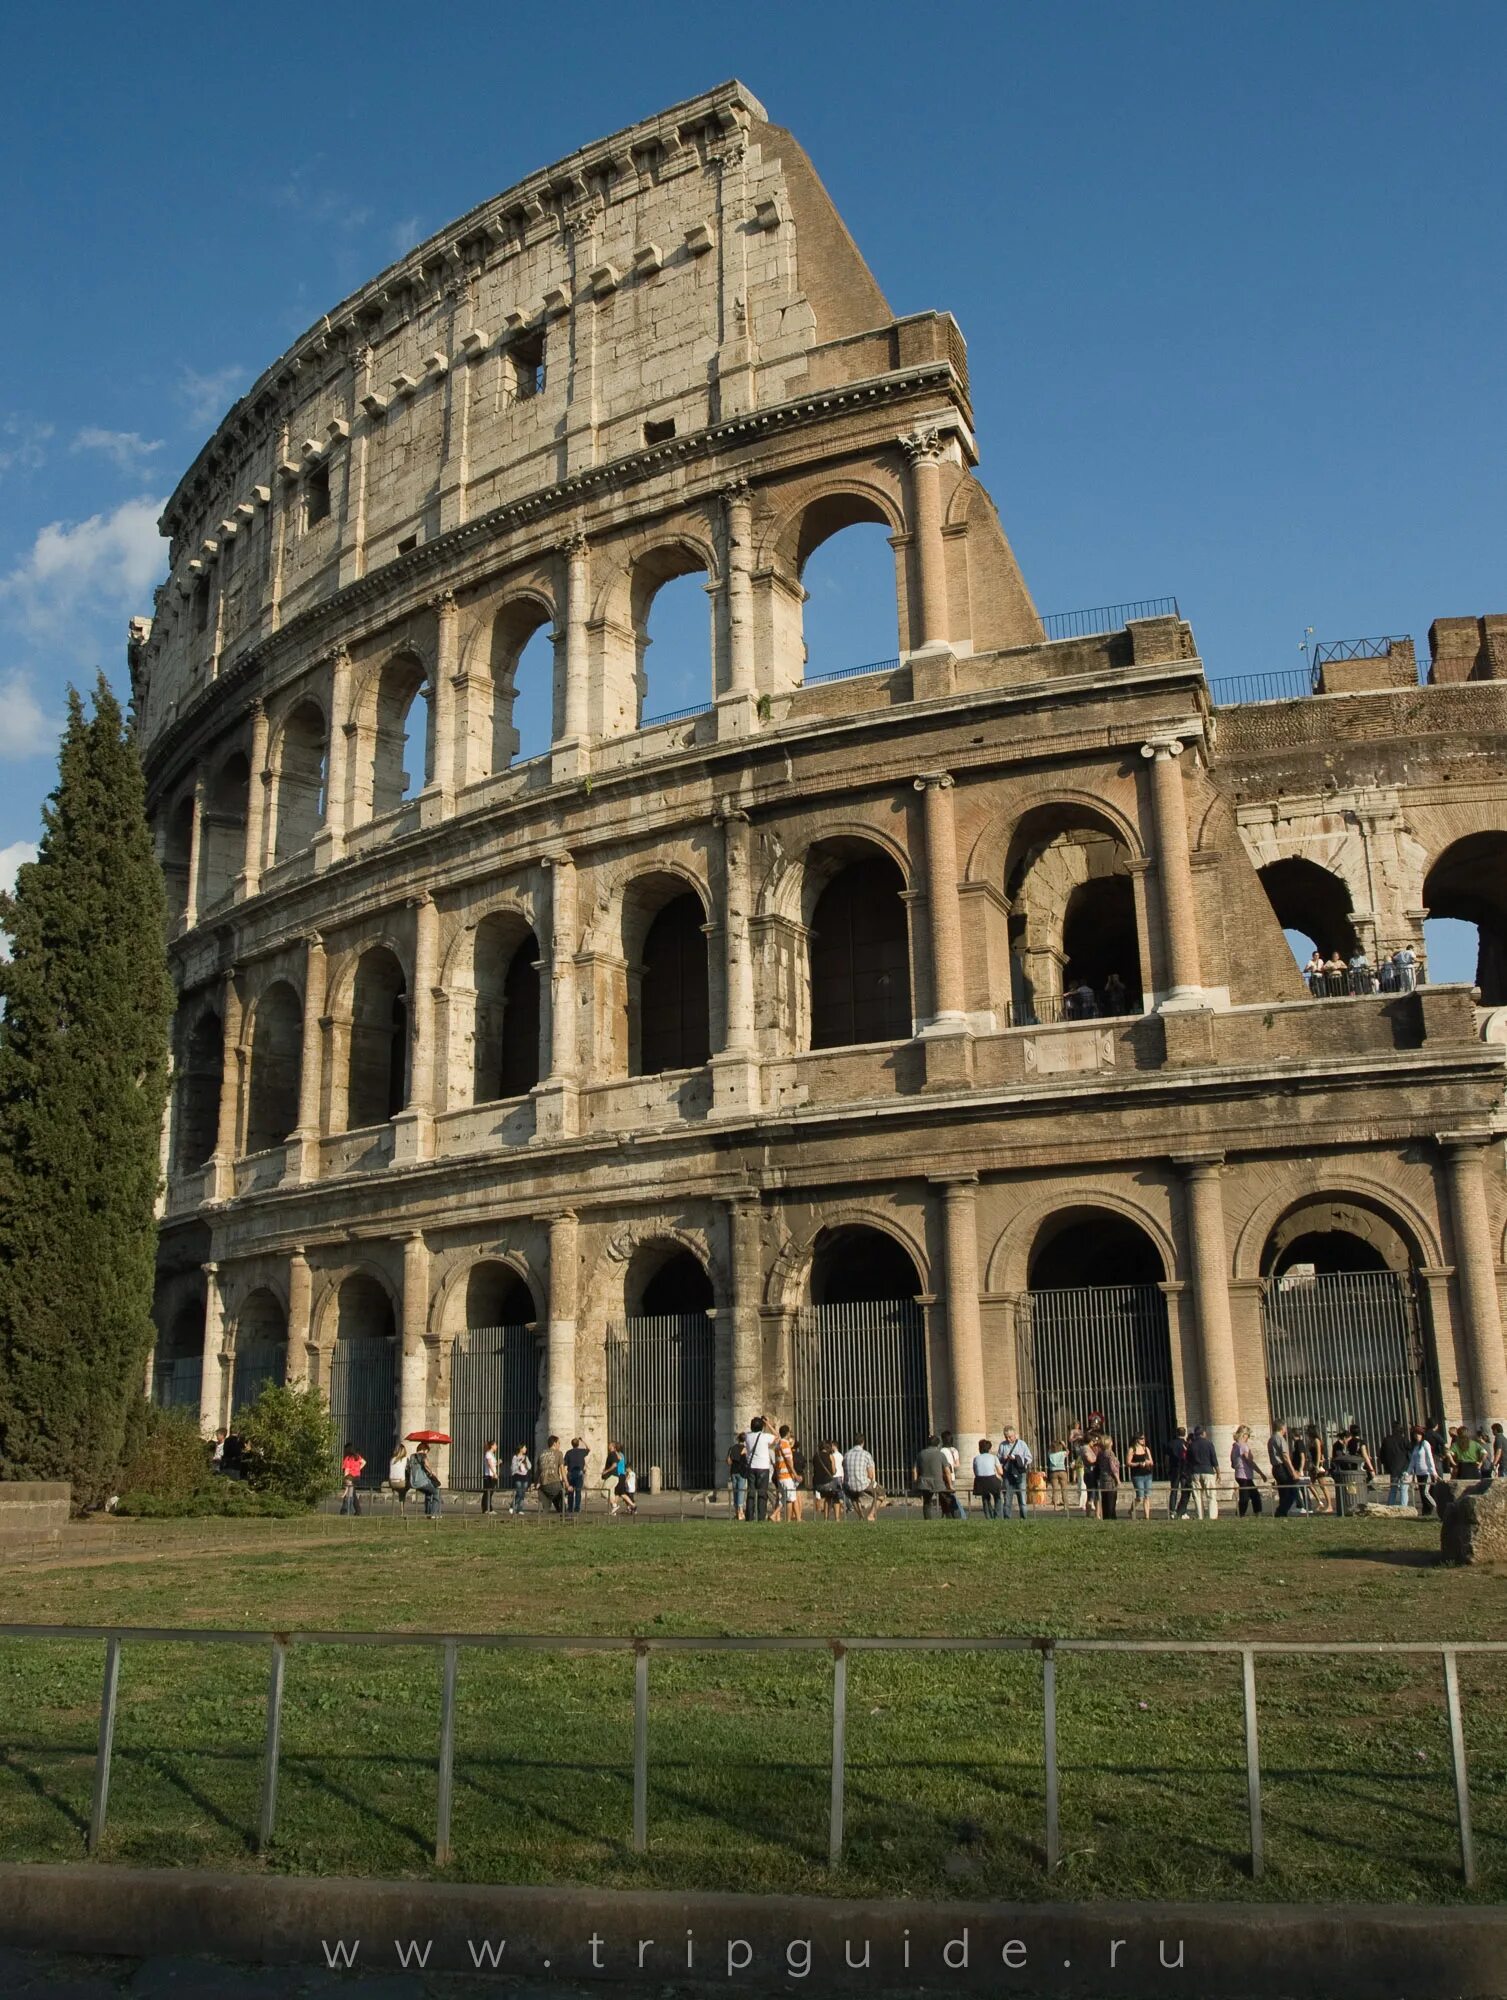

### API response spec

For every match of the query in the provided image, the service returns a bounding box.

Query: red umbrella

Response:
[406,1430,451,1444]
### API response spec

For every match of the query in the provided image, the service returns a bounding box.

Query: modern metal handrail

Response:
[1209,667,1317,705]
[805,656,901,685]
[0,1622,1490,1885]
[1040,598,1180,642]
[639,701,709,726]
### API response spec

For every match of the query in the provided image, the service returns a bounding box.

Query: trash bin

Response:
[1333,1468,1366,1516]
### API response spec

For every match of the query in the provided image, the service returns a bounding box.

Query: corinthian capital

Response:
[900,424,947,467]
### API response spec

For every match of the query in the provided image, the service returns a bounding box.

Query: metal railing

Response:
[1209,667,1318,705]
[1302,951,1425,997]
[639,701,710,727]
[0,1621,1489,1886]
[1002,994,1141,1028]
[1312,635,1409,665]
[805,656,901,685]
[1040,598,1180,642]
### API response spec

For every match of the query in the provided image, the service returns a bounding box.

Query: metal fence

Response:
[1302,952,1425,997]
[790,1300,930,1494]
[639,701,710,726]
[805,656,901,686]
[150,1357,202,1414]
[3,1620,1488,1886]
[606,1315,715,1489]
[230,1344,286,1415]
[328,1335,398,1488]
[1017,1286,1177,1464]
[1039,598,1180,642]
[1209,667,1317,705]
[1311,634,1410,665]
[449,1323,539,1489]
[1001,992,1141,1028]
[1261,1268,1429,1450]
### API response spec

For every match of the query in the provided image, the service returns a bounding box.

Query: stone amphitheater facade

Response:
[135,81,1507,1491]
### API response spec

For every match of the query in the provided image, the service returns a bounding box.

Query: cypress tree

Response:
[0,676,173,1505]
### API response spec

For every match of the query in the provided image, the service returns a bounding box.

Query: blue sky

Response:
[2,2,1503,979]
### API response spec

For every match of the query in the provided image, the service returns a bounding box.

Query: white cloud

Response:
[0,839,38,894]
[389,214,424,258]
[272,163,372,235]
[175,364,247,429]
[0,415,54,478]
[72,427,164,471]
[0,675,54,760]
[1,495,167,641]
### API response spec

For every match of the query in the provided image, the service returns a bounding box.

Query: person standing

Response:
[537,1435,565,1515]
[727,1432,750,1520]
[480,1440,499,1514]
[813,1440,845,1520]
[1095,1435,1121,1520]
[912,1434,953,1520]
[745,1417,774,1523]
[1490,1422,1507,1477]
[972,1438,1003,1519]
[1186,1425,1219,1519]
[1230,1427,1265,1515]
[1166,1426,1192,1518]
[938,1430,964,1519]
[1379,1424,1411,1506]
[1046,1439,1069,1510]
[1407,1426,1439,1516]
[507,1442,531,1515]
[842,1435,877,1521]
[339,1442,365,1516]
[1304,948,1326,996]
[564,1437,589,1514]
[998,1427,1032,1520]
[388,1441,410,1508]
[601,1441,626,1517]
[1267,1423,1301,1518]
[616,1457,638,1517]
[1126,1433,1156,1520]
[773,1425,803,1523]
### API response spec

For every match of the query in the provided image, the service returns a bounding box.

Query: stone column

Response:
[314,646,352,867]
[199,1261,225,1436]
[546,1210,579,1444]
[292,934,326,1184]
[535,852,579,1138]
[901,426,950,655]
[239,702,270,899]
[183,777,205,932]
[718,479,757,737]
[914,774,966,1027]
[711,808,761,1113]
[1140,735,1204,1005]
[1177,1154,1240,1458]
[424,591,458,816]
[399,1232,430,1443]
[209,970,243,1202]
[394,895,439,1165]
[554,532,589,780]
[286,1248,312,1388]
[936,1176,988,1442]
[726,1193,764,1439]
[1438,1134,1507,1425]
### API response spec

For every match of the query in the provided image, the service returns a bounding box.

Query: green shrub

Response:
[237,1383,339,1507]
[115,1404,212,1506]
[115,1484,303,1518]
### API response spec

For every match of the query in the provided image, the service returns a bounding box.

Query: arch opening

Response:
[372,654,429,816]
[1020,1208,1174,1460]
[610,1243,715,1489]
[627,880,710,1077]
[451,1260,540,1488]
[232,1288,288,1412]
[795,1224,927,1493]
[174,1006,222,1174]
[273,701,327,862]
[636,552,711,724]
[162,795,195,928]
[1423,833,1507,1002]
[347,947,408,1129]
[330,1274,398,1486]
[200,752,249,910]
[473,916,541,1102]
[153,1300,204,1412]
[490,603,556,769]
[1005,806,1142,1025]
[808,845,912,1050]
[1258,859,1359,990]
[1258,1198,1430,1449]
[795,510,899,682]
[246,981,303,1154]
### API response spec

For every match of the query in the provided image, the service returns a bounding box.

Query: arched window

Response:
[232,1288,288,1411]
[347,947,408,1129]
[246,981,303,1153]
[609,1243,715,1489]
[199,751,249,911]
[795,1225,927,1491]
[473,915,541,1102]
[153,1301,205,1411]
[1257,858,1359,973]
[791,499,899,683]
[1423,834,1507,1002]
[489,601,556,769]
[450,1262,539,1485]
[329,1274,398,1484]
[632,888,710,1076]
[808,849,911,1049]
[273,701,327,861]
[162,794,195,927]
[1005,807,1143,1024]
[635,549,711,724]
[175,1006,222,1172]
[371,653,429,816]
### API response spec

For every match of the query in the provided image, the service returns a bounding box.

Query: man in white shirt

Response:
[998,1427,1033,1519]
[745,1417,774,1522]
[842,1436,877,1521]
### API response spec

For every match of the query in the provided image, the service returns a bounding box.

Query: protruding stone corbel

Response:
[632,242,662,279]
[360,390,389,419]
[424,351,449,377]
[325,417,349,442]
[541,286,570,320]
[686,221,716,257]
[753,195,783,232]
[459,328,490,359]
[588,262,619,299]
[392,373,418,400]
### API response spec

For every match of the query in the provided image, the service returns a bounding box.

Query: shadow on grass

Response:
[1313,1544,1440,1569]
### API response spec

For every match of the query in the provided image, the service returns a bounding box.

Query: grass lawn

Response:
[1,1511,1503,1905]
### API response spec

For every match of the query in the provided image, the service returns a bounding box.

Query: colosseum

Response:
[134,81,1507,1496]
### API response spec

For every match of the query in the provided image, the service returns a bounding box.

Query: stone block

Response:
[1439,1479,1507,1564]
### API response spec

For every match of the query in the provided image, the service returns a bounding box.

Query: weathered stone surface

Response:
[1440,1480,1507,1565]
[0,1482,70,1546]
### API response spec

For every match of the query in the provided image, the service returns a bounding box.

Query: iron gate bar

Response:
[7,1624,1494,1883]
[257,1638,285,1853]
[828,1647,848,1867]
